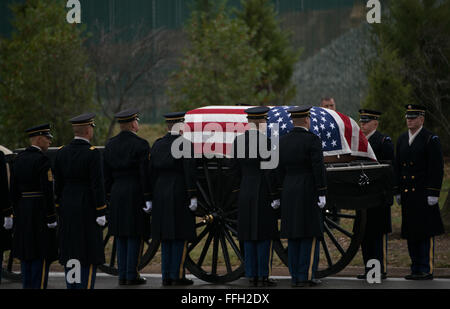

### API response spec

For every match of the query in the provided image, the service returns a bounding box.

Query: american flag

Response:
[184,105,376,160]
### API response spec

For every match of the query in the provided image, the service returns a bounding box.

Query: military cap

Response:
[25,124,53,139]
[115,108,140,123]
[359,109,382,123]
[288,106,311,118]
[69,113,96,127]
[245,106,270,120]
[405,104,426,118]
[164,112,186,123]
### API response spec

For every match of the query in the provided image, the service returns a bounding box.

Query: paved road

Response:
[1,273,449,289]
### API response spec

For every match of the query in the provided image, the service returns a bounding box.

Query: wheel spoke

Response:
[324,223,345,256]
[197,230,214,268]
[188,224,212,252]
[325,217,353,238]
[333,212,356,219]
[223,229,244,263]
[219,230,233,274]
[195,221,207,228]
[224,222,238,236]
[197,181,212,210]
[320,238,333,267]
[211,232,219,275]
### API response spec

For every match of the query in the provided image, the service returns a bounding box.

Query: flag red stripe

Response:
[187,108,248,115]
[185,122,250,132]
[336,111,352,147]
[358,129,368,152]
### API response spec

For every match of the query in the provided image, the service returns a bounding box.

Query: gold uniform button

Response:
[404,189,408,193]
[403,163,407,167]
[412,188,415,192]
[411,176,415,179]
[403,176,406,179]
[410,162,414,166]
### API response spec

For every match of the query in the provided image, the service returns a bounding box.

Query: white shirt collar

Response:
[408,126,423,146]
[74,136,91,144]
[31,145,42,151]
[366,130,376,140]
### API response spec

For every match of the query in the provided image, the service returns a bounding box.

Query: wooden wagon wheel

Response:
[185,159,245,284]
[98,219,160,276]
[273,207,367,279]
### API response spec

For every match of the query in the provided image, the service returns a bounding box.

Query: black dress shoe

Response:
[249,277,258,287]
[119,279,127,286]
[162,278,173,286]
[261,277,277,287]
[408,272,433,280]
[126,276,147,285]
[356,274,366,280]
[174,277,194,286]
[308,279,322,286]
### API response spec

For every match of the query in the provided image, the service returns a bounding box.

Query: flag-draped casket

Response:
[183,106,393,210]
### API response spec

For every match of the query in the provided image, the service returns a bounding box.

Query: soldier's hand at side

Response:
[3,217,13,230]
[271,199,280,210]
[317,196,326,209]
[143,201,152,214]
[47,221,58,229]
[96,216,106,227]
[427,196,438,206]
[189,198,198,212]
[395,195,401,205]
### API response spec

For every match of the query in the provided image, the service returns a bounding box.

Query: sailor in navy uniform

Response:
[394,105,445,280]
[9,124,58,289]
[278,106,327,287]
[232,107,279,287]
[103,109,151,286]
[358,109,394,279]
[149,112,198,286]
[53,113,107,289]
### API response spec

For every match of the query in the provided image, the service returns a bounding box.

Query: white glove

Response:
[395,195,401,205]
[427,196,439,206]
[47,221,58,229]
[271,199,280,210]
[3,217,13,230]
[143,201,152,214]
[189,198,198,212]
[317,196,326,209]
[96,216,106,226]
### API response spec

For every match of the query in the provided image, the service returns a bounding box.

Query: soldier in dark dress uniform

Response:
[9,124,58,289]
[53,113,107,289]
[103,109,151,286]
[278,106,327,287]
[1,150,13,284]
[394,105,445,280]
[149,112,198,286]
[357,109,395,279]
[232,106,279,287]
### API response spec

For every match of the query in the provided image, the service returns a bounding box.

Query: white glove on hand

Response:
[317,196,326,209]
[47,221,58,229]
[96,216,106,227]
[271,199,280,210]
[427,196,439,206]
[189,198,198,212]
[3,217,13,230]
[143,201,152,214]
[395,195,401,205]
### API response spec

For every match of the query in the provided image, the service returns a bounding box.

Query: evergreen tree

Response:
[236,0,300,105]
[167,1,266,111]
[0,0,97,148]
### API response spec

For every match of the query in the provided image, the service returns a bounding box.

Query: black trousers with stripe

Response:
[20,259,51,289]
[161,240,187,281]
[361,234,388,275]
[288,238,320,283]
[407,237,435,274]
